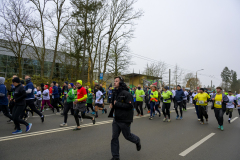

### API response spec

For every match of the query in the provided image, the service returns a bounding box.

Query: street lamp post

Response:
[196,69,204,90]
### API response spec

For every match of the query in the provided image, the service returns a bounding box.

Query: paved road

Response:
[0,103,240,160]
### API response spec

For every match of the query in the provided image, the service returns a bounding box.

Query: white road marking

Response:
[1,107,196,142]
[231,117,238,123]
[179,133,215,156]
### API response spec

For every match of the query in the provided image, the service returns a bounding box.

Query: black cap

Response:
[12,77,20,83]
[53,81,56,85]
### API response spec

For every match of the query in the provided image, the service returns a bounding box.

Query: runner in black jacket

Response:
[11,77,32,134]
[109,76,141,160]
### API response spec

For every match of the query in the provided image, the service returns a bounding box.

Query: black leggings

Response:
[0,105,13,120]
[63,102,73,123]
[183,100,187,110]
[26,99,43,117]
[214,108,224,126]
[198,105,208,122]
[175,101,183,117]
[135,101,143,115]
[87,103,94,112]
[52,98,60,112]
[162,103,170,119]
[74,109,93,126]
[12,105,29,130]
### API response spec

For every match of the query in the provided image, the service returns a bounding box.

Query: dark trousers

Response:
[12,105,29,130]
[183,100,187,110]
[198,105,208,122]
[175,101,183,117]
[26,99,43,117]
[52,98,60,112]
[162,103,170,119]
[111,120,140,158]
[63,102,73,123]
[87,103,94,112]
[74,109,93,126]
[214,108,224,126]
[150,101,161,117]
[135,101,143,115]
[195,105,200,119]
[9,100,15,114]
[0,105,13,120]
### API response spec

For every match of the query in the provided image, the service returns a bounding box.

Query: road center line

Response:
[231,117,238,123]
[179,133,215,157]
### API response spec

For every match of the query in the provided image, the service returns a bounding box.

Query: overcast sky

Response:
[128,0,240,87]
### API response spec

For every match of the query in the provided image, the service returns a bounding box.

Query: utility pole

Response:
[169,69,171,89]
[211,80,212,89]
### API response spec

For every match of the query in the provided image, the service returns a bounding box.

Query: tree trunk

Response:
[50,34,60,80]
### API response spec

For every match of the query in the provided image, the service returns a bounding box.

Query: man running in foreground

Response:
[109,76,141,160]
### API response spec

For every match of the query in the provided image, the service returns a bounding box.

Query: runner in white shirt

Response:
[35,87,42,110]
[192,90,199,120]
[172,87,176,110]
[94,85,107,118]
[234,92,240,117]
[226,91,237,123]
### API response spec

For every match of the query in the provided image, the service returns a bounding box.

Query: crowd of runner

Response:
[0,75,240,135]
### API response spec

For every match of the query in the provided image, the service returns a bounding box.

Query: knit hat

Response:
[164,86,169,90]
[94,80,98,83]
[53,81,56,85]
[77,80,82,85]
[45,85,48,88]
[65,81,68,84]
[88,88,91,92]
[20,80,25,84]
[69,83,74,88]
[12,77,20,83]
[0,77,5,84]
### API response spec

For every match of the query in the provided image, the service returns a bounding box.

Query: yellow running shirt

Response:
[194,93,210,106]
[214,94,222,108]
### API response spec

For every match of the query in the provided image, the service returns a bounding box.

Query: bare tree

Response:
[107,38,131,76]
[0,0,31,77]
[172,64,183,87]
[26,0,50,77]
[46,0,71,79]
[102,0,143,78]
[143,61,167,78]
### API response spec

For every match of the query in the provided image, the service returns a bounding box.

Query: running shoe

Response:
[159,114,161,117]
[60,123,68,127]
[95,115,98,118]
[176,115,179,120]
[198,119,200,121]
[91,111,95,115]
[7,120,13,123]
[46,108,49,110]
[102,110,104,114]
[12,130,22,135]
[41,115,45,123]
[153,114,155,117]
[73,127,81,131]
[149,116,153,120]
[167,119,171,122]
[206,119,208,124]
[136,114,139,116]
[228,120,231,124]
[136,140,141,151]
[26,123,32,132]
[163,118,167,122]
[200,122,204,125]
[220,126,224,131]
[56,112,61,115]
[218,125,221,129]
[147,110,150,113]
[86,111,89,114]
[105,108,107,114]
[180,116,183,120]
[41,110,44,113]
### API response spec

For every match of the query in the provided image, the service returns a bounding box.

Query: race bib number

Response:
[215,101,221,105]
[64,91,67,94]
[199,101,204,104]
[228,101,232,104]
